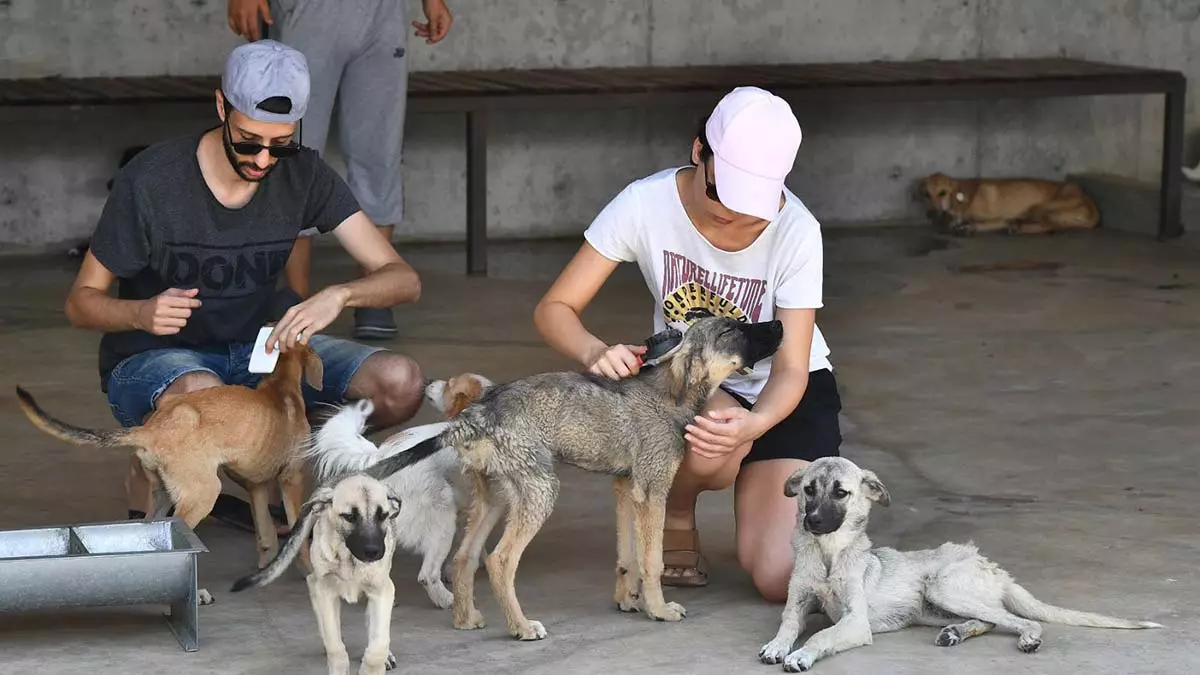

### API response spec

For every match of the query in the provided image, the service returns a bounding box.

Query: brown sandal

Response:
[661,528,709,587]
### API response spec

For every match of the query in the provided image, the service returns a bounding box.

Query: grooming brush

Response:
[638,327,684,368]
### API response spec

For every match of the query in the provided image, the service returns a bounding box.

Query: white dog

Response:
[232,473,403,675]
[304,373,494,609]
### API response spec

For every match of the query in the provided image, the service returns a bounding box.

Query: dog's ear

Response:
[860,470,890,507]
[354,398,375,417]
[301,486,334,518]
[304,348,325,391]
[783,466,809,498]
[668,349,701,406]
[447,392,471,418]
[442,375,485,418]
[385,487,403,520]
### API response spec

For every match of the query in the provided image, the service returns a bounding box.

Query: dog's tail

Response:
[230,499,321,592]
[304,399,450,483]
[15,386,136,448]
[364,435,445,481]
[1004,583,1162,629]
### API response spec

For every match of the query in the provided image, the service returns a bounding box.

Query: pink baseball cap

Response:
[705,86,803,221]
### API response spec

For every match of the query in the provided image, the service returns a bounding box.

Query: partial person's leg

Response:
[105,348,229,517]
[337,0,410,339]
[306,335,424,432]
[734,368,843,602]
[661,388,755,587]
[268,0,350,304]
[733,459,806,602]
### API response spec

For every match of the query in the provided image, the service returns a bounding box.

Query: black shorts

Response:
[723,367,843,465]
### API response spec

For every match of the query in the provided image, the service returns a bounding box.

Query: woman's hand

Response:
[587,343,648,380]
[685,408,769,459]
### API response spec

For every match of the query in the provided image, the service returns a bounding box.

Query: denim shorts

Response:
[105,334,385,427]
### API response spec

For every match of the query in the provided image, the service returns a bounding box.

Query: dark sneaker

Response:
[354,307,397,340]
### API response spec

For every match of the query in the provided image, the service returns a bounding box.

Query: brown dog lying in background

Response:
[920,172,1099,236]
[15,344,324,603]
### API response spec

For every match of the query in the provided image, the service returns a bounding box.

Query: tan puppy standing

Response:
[921,172,1099,236]
[232,473,404,675]
[14,344,324,602]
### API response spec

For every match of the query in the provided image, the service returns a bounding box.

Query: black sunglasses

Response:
[229,137,301,158]
[222,101,302,158]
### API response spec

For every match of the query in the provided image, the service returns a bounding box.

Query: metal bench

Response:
[0,58,1186,276]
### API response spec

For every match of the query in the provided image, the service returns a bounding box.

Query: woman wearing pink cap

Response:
[535,86,841,602]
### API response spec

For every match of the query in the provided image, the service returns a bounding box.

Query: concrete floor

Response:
[0,228,1196,674]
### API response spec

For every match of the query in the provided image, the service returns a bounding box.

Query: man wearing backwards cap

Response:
[227,0,453,340]
[65,40,426,522]
[535,87,841,602]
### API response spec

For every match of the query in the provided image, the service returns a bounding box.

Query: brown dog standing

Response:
[15,344,323,578]
[921,172,1099,236]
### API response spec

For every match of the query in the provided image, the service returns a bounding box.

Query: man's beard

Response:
[222,132,277,182]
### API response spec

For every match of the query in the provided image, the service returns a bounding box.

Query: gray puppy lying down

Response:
[759,456,1162,672]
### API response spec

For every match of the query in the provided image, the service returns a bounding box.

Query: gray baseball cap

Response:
[221,39,310,124]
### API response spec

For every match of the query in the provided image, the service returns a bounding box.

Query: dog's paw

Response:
[198,589,215,606]
[453,608,486,630]
[513,620,548,641]
[358,662,386,675]
[386,651,397,670]
[783,649,816,672]
[758,638,795,664]
[328,651,351,675]
[935,626,964,647]
[647,601,687,622]
[614,583,642,613]
[1017,634,1042,653]
[423,581,454,609]
[615,594,642,613]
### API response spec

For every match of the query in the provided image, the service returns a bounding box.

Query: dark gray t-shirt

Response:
[89,129,361,392]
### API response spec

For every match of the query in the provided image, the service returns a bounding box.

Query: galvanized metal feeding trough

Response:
[0,517,208,651]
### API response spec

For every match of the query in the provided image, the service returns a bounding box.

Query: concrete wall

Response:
[2,0,1199,252]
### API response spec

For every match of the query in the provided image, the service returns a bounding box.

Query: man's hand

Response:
[587,343,647,380]
[413,0,453,43]
[266,285,351,354]
[135,288,202,336]
[685,407,768,459]
[228,0,272,40]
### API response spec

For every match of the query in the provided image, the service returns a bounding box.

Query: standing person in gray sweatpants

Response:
[228,0,453,339]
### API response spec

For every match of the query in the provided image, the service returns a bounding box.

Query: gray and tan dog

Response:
[232,473,403,675]
[758,456,1163,672]
[362,316,784,641]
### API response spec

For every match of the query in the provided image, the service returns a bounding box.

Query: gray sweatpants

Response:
[268,0,409,235]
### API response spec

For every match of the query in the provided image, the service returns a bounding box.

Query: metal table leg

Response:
[466,109,488,276]
[1159,76,1186,240]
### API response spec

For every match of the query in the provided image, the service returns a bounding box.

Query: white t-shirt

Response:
[583,167,832,404]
